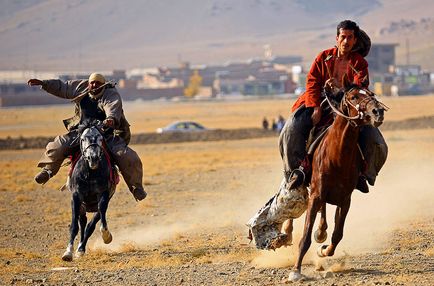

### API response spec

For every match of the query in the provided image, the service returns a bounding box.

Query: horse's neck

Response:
[328,115,360,159]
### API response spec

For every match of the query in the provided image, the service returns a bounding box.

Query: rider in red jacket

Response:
[279,20,387,193]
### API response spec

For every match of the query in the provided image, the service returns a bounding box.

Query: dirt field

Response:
[1,95,434,285]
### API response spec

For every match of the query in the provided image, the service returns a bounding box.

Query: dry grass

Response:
[0,248,44,277]
[0,248,42,260]
[424,247,434,257]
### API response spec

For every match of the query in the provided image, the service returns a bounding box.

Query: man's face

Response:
[336,28,357,56]
[88,80,104,95]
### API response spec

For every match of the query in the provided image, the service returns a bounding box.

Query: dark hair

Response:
[336,20,360,38]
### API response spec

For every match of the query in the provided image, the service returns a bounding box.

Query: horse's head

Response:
[328,75,388,127]
[341,85,388,127]
[80,126,104,170]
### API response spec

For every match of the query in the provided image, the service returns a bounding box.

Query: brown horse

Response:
[288,78,387,281]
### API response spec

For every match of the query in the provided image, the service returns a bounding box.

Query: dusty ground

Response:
[1,96,434,285]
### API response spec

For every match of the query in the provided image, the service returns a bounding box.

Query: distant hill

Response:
[0,0,433,71]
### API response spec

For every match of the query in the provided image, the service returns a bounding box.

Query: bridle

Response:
[80,128,104,162]
[325,87,388,126]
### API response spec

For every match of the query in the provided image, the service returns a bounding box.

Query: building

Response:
[365,44,398,73]
[215,68,294,96]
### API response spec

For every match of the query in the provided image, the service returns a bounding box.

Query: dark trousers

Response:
[278,106,313,178]
[358,125,388,185]
[278,106,388,185]
[37,130,143,192]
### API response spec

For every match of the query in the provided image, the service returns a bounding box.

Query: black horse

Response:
[62,121,118,261]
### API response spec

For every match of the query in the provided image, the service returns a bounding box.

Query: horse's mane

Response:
[77,119,103,135]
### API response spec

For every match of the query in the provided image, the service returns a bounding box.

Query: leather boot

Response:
[356,176,369,193]
[34,169,52,184]
[132,186,147,201]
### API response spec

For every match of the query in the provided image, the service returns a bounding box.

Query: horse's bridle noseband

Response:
[325,87,388,126]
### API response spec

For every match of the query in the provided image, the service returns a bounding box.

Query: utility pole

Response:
[405,38,410,65]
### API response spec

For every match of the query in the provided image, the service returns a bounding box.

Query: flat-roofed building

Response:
[366,44,398,73]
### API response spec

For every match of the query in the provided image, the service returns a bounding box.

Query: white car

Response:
[156,121,208,133]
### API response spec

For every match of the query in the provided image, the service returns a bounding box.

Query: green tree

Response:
[184,70,203,97]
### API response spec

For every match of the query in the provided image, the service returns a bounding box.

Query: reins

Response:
[325,93,361,121]
[324,87,386,125]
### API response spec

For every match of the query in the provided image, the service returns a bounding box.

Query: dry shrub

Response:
[190,248,208,258]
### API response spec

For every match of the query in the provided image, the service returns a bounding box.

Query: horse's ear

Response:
[341,74,351,89]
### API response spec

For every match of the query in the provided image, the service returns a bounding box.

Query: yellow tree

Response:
[184,70,203,97]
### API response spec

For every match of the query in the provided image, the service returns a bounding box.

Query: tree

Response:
[184,70,203,97]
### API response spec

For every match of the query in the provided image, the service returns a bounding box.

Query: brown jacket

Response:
[42,79,131,144]
[292,47,369,112]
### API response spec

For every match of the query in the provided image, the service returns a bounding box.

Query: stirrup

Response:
[287,168,305,190]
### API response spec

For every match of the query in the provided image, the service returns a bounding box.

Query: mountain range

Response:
[1,0,433,72]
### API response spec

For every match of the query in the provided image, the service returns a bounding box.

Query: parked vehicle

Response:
[156,121,208,133]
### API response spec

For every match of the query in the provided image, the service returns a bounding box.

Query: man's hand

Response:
[324,78,338,94]
[27,79,43,86]
[311,106,322,125]
[103,118,115,128]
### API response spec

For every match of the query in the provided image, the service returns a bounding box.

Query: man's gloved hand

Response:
[103,118,115,128]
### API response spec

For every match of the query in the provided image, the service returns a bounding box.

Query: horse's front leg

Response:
[77,212,101,255]
[62,192,81,261]
[314,203,328,243]
[98,191,112,244]
[77,205,87,252]
[289,196,322,281]
[318,198,351,257]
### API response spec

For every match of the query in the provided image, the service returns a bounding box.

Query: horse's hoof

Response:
[100,227,113,244]
[288,271,303,282]
[314,229,327,243]
[75,249,85,258]
[62,251,73,262]
[317,245,328,258]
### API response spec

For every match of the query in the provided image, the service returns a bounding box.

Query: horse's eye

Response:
[352,95,359,100]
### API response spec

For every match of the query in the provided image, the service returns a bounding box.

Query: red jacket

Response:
[292,47,369,112]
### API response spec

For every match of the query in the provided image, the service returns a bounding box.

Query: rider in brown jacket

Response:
[28,73,147,201]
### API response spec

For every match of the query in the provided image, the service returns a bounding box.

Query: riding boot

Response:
[131,186,147,201]
[34,168,53,184]
[286,168,305,190]
[356,176,369,193]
